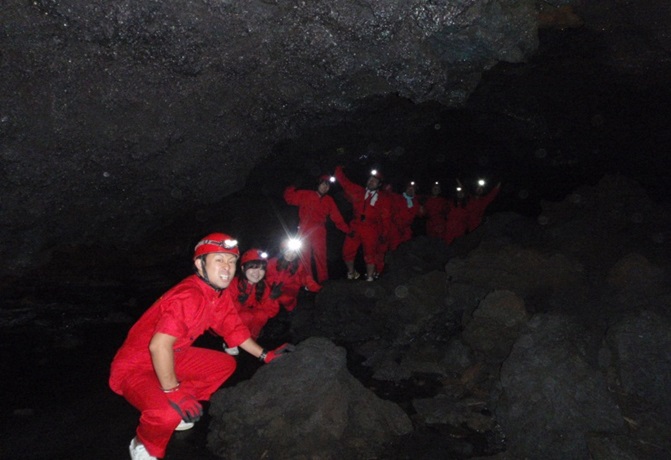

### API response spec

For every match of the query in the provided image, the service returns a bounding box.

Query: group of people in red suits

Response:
[111,166,501,460]
[284,166,501,283]
[422,178,501,244]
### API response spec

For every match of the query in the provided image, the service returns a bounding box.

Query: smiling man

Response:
[109,233,293,460]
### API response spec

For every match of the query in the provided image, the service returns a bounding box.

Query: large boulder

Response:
[208,337,412,460]
[606,311,671,424]
[462,289,528,361]
[604,252,670,312]
[496,314,624,459]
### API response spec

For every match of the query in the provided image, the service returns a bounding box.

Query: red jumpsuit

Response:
[109,275,250,458]
[284,186,350,283]
[444,200,469,245]
[266,257,322,312]
[388,191,420,251]
[423,195,449,238]
[466,185,501,232]
[226,278,280,339]
[334,166,392,267]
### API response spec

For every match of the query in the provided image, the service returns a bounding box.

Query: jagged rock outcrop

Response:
[262,174,671,458]
[606,311,671,423]
[461,289,528,360]
[208,337,412,460]
[496,314,624,460]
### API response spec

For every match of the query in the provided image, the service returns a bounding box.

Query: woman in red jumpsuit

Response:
[227,248,280,345]
[423,181,449,239]
[266,238,322,312]
[110,233,292,460]
[334,165,392,282]
[283,176,350,283]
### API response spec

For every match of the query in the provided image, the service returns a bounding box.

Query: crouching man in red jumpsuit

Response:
[109,233,293,460]
[334,165,392,282]
[283,175,350,283]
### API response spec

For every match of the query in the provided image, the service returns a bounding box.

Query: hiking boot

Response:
[129,437,157,460]
[175,420,195,431]
[347,271,360,280]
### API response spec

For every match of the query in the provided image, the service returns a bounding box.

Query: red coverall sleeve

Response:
[210,289,252,348]
[326,196,350,233]
[265,259,279,286]
[305,278,322,292]
[260,289,280,320]
[334,166,359,201]
[299,266,322,292]
[153,292,193,340]
[284,186,302,206]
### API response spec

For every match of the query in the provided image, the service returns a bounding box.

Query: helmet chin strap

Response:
[196,256,223,292]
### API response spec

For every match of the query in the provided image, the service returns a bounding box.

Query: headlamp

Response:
[197,238,238,249]
[285,238,302,252]
[478,179,486,187]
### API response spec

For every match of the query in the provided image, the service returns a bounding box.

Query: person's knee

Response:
[210,354,237,383]
[142,406,183,428]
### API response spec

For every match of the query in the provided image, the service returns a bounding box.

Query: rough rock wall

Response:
[1,0,538,276]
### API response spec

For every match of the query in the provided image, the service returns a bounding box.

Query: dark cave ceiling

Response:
[1,0,670,278]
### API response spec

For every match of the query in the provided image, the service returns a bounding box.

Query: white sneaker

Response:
[175,420,195,431]
[224,346,239,355]
[366,275,374,282]
[129,437,157,460]
[347,271,360,280]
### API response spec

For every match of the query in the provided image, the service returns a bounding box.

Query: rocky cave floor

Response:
[1,268,499,460]
[3,177,671,459]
